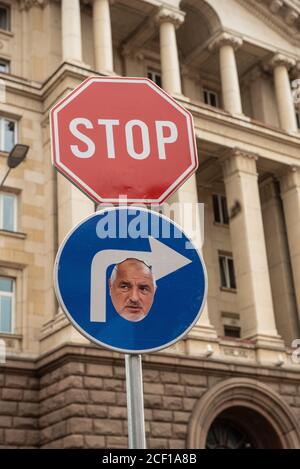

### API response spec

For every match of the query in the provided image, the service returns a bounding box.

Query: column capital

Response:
[290,61,300,79]
[242,65,265,87]
[221,147,258,179]
[279,165,300,193]
[19,0,48,10]
[156,6,185,29]
[208,32,243,52]
[267,53,296,71]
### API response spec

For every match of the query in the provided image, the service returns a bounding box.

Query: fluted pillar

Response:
[156,6,185,95]
[62,0,82,63]
[222,149,281,345]
[280,166,300,323]
[93,0,114,73]
[268,54,297,132]
[209,32,243,115]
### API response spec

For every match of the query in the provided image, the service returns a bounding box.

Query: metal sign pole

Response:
[125,354,146,449]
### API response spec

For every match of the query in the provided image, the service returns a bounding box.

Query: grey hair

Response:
[110,258,157,289]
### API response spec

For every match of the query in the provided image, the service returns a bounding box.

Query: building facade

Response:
[0,0,300,448]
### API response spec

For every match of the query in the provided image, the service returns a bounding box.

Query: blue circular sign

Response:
[54,207,207,354]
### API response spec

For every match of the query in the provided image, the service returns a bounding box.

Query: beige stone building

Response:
[0,0,300,449]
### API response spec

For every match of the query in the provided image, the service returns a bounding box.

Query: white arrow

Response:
[90,237,192,322]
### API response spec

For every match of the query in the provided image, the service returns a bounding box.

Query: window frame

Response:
[0,3,10,32]
[0,191,17,232]
[0,116,17,153]
[219,253,237,290]
[203,88,219,108]
[212,193,229,225]
[0,58,9,73]
[0,276,15,334]
[147,69,162,87]
[224,325,241,339]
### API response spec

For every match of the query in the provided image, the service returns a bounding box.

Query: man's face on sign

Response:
[109,259,156,322]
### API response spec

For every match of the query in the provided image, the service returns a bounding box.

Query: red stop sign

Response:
[50,77,198,204]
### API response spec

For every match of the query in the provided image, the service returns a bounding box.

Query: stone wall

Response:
[0,371,39,448]
[0,344,300,448]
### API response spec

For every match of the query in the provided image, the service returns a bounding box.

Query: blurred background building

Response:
[0,0,300,449]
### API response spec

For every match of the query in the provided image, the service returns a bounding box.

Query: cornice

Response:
[236,0,300,46]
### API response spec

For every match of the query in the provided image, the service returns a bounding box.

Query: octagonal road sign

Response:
[54,206,207,354]
[50,76,198,205]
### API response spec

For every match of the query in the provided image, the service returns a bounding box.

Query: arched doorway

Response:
[206,406,282,449]
[187,378,300,448]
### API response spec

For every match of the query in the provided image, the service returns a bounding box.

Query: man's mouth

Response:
[125,305,142,311]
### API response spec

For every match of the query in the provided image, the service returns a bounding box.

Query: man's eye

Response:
[140,287,150,293]
[120,285,129,290]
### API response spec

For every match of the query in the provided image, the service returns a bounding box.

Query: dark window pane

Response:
[3,119,15,152]
[224,326,241,338]
[0,7,9,30]
[213,195,221,223]
[0,60,9,73]
[210,92,217,107]
[228,258,236,289]
[155,74,162,87]
[219,256,227,288]
[203,90,209,105]
[221,196,229,224]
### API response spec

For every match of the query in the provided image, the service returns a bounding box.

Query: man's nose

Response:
[129,287,139,302]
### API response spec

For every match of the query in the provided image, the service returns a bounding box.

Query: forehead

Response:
[115,260,153,282]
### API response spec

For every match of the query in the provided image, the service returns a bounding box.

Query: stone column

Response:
[62,0,82,63]
[222,149,281,346]
[280,166,300,323]
[57,175,94,244]
[93,0,114,73]
[260,177,299,344]
[156,7,217,343]
[268,54,297,132]
[209,32,243,115]
[291,62,300,114]
[156,6,185,96]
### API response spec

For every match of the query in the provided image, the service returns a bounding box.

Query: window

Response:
[224,325,241,338]
[203,89,219,108]
[213,194,229,225]
[0,4,10,31]
[0,276,14,333]
[0,59,9,73]
[0,117,16,152]
[0,192,17,231]
[147,70,162,87]
[219,254,236,289]
[296,109,300,129]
